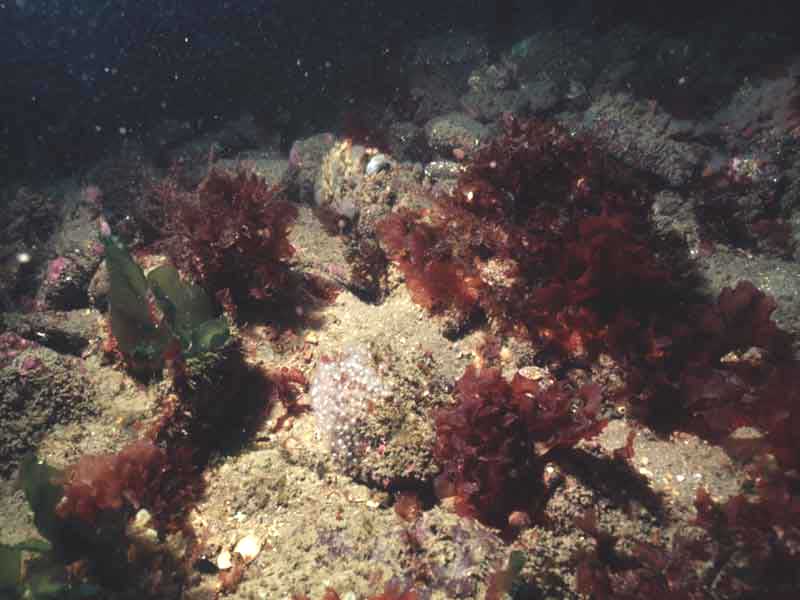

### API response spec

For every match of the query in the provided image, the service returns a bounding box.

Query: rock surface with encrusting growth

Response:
[0,334,96,476]
[577,92,707,187]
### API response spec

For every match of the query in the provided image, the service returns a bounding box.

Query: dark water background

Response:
[3,0,800,184]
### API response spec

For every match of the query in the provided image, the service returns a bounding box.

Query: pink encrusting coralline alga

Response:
[0,332,33,368]
[45,256,73,284]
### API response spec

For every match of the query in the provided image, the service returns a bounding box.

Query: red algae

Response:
[56,439,167,524]
[376,120,800,599]
[378,116,679,353]
[157,168,298,317]
[379,118,800,481]
[434,365,606,528]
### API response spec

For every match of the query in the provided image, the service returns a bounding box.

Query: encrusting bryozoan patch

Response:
[309,346,391,470]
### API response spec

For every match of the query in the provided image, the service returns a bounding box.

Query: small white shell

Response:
[217,549,233,570]
[234,534,262,563]
[365,153,391,176]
